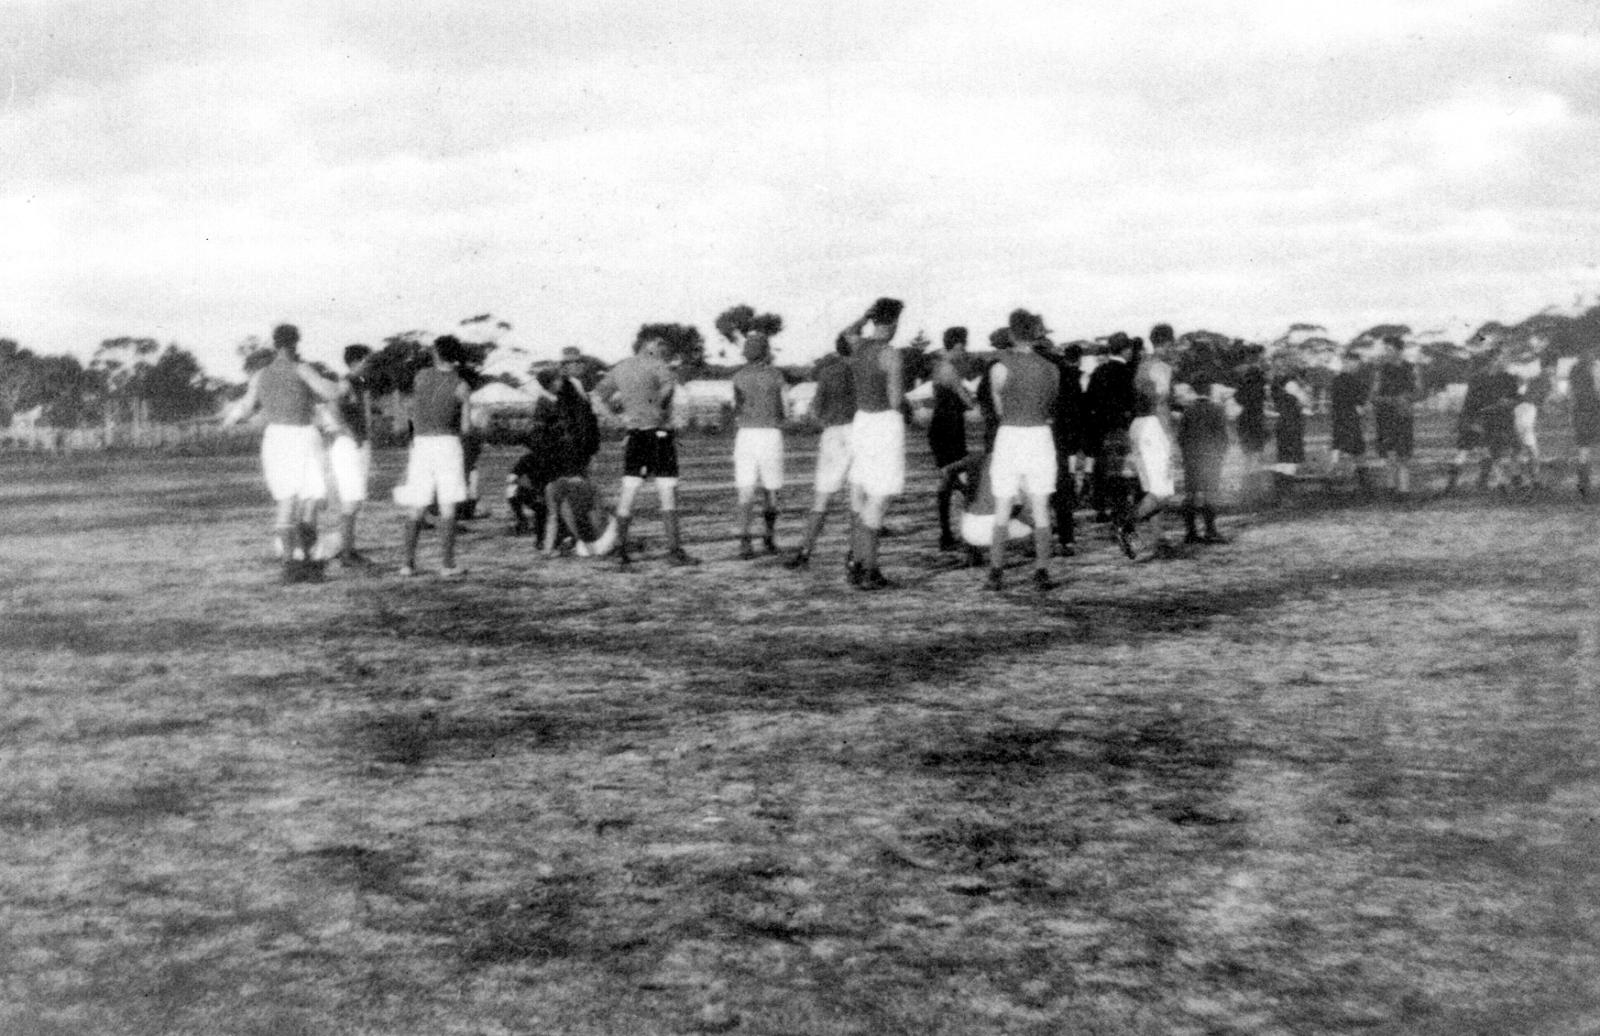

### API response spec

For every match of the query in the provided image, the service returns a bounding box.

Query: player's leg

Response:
[986,489,1015,590]
[1026,491,1056,589]
[856,492,891,589]
[761,434,783,553]
[614,476,643,563]
[656,477,697,565]
[736,483,758,559]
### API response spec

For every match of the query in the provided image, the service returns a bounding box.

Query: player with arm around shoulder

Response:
[843,297,907,591]
[222,322,341,582]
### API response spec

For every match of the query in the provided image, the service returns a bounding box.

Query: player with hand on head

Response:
[842,297,906,591]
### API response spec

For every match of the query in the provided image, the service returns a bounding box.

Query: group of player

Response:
[229,305,1600,588]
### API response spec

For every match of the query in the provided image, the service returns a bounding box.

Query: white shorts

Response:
[960,509,1033,547]
[1130,415,1176,498]
[989,425,1057,500]
[393,435,469,509]
[328,435,370,506]
[733,427,784,491]
[814,424,853,495]
[261,424,327,503]
[1514,403,1538,449]
[849,410,906,498]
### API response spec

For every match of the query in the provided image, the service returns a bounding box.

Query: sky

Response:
[4,0,1600,377]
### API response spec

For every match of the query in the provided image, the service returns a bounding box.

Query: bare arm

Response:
[221,373,261,427]
[297,364,342,403]
[882,347,905,411]
[840,314,872,350]
[455,381,472,435]
[988,362,1008,420]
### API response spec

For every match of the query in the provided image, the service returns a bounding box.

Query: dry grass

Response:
[2,428,1599,1035]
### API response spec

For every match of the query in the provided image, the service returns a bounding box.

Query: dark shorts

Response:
[1331,411,1365,457]
[928,416,968,469]
[1574,405,1600,448]
[1373,399,1414,459]
[622,428,680,479]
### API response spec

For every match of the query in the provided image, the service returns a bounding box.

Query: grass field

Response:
[2,421,1599,1035]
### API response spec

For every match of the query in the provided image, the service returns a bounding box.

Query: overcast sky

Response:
[4,0,1599,375]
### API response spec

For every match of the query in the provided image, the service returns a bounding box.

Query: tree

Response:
[901,328,935,388]
[142,346,223,422]
[713,305,784,362]
[89,337,161,425]
[636,322,706,370]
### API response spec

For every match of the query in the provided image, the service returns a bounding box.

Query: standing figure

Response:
[730,330,788,558]
[1121,323,1179,558]
[1328,351,1369,474]
[1046,341,1085,556]
[557,346,602,475]
[1446,352,1518,493]
[928,327,977,550]
[786,335,858,569]
[1178,378,1230,544]
[329,343,376,566]
[395,335,472,577]
[1233,347,1269,497]
[1370,335,1419,495]
[843,297,906,591]
[594,332,699,566]
[1509,350,1550,490]
[984,310,1060,591]
[1085,333,1140,549]
[1271,361,1309,471]
[1569,346,1600,498]
[222,323,342,583]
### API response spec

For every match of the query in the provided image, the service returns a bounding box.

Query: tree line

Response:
[4,302,1596,431]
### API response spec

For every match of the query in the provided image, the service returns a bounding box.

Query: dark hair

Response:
[868,297,904,324]
[1128,336,1145,363]
[989,327,1013,350]
[534,366,562,393]
[272,324,300,351]
[834,333,851,357]
[942,326,968,350]
[1150,324,1174,345]
[433,335,465,366]
[1060,343,1083,364]
[343,343,372,366]
[1190,376,1213,396]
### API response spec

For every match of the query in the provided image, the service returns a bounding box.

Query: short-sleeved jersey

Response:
[812,354,856,428]
[732,363,787,429]
[995,349,1059,427]
[412,366,464,436]
[597,354,676,429]
[259,352,316,426]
